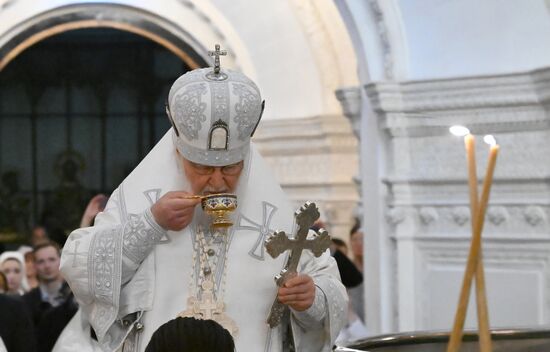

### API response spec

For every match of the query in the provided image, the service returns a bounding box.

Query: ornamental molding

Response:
[367,0,393,79]
[451,206,470,227]
[386,207,405,225]
[335,86,362,138]
[389,205,550,239]
[387,177,550,206]
[487,206,509,226]
[0,3,211,71]
[419,207,438,225]
[364,68,550,136]
[253,114,358,156]
[524,206,547,227]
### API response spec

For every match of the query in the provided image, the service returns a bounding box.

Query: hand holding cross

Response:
[264,202,331,328]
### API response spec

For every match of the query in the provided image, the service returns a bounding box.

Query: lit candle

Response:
[464,134,491,352]
[447,129,498,352]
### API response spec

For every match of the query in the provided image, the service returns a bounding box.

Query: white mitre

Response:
[166,64,264,166]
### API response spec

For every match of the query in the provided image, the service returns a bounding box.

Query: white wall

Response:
[398,0,550,80]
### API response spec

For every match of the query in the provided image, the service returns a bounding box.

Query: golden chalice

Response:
[201,193,238,228]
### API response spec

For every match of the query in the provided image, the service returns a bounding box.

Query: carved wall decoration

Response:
[387,207,405,225]
[524,206,547,226]
[452,207,470,227]
[419,207,438,225]
[487,206,509,226]
[336,86,362,138]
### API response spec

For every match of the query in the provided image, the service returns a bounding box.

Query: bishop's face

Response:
[180,154,244,195]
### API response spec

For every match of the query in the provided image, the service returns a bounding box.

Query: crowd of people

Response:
[0,194,107,352]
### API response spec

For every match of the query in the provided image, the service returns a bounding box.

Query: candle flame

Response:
[484,134,497,146]
[449,125,470,137]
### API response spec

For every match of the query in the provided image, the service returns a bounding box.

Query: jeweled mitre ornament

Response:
[165,44,265,167]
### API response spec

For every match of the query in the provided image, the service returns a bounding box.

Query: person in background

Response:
[0,251,29,295]
[22,241,77,352]
[23,250,38,290]
[330,238,349,256]
[79,194,108,228]
[145,317,234,352]
[350,222,363,273]
[0,292,37,352]
[331,222,368,345]
[0,271,7,293]
[0,269,36,352]
[348,222,365,322]
[29,225,49,247]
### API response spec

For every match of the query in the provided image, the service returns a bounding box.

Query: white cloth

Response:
[0,336,6,352]
[56,130,347,352]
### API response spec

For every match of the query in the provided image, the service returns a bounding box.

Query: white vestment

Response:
[56,131,347,352]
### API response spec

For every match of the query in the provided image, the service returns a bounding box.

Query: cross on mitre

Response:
[208,44,227,74]
[264,202,331,327]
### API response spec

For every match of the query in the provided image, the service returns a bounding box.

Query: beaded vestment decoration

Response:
[178,225,238,336]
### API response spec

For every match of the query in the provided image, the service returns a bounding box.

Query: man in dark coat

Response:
[22,241,77,352]
[0,292,36,352]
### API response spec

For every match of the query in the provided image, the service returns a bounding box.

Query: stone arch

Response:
[0,3,213,71]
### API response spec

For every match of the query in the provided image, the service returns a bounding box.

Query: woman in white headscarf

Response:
[0,251,29,295]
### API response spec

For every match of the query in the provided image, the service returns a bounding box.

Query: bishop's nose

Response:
[208,168,226,190]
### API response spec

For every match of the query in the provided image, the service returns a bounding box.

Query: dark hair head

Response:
[145,317,235,352]
[331,238,347,248]
[33,240,61,257]
[350,221,361,237]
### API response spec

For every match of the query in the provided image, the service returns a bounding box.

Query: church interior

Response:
[0,0,549,351]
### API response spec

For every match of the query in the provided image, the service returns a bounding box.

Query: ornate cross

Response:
[264,202,331,328]
[179,279,239,336]
[186,280,220,320]
[236,201,277,260]
[208,44,227,74]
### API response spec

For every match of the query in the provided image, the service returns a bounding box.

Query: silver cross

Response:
[236,201,277,260]
[264,202,331,328]
[208,44,227,74]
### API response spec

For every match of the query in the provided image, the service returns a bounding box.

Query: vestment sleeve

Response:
[289,248,349,351]
[60,188,166,348]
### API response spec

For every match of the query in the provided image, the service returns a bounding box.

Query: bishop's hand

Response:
[151,191,201,231]
[277,274,315,312]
